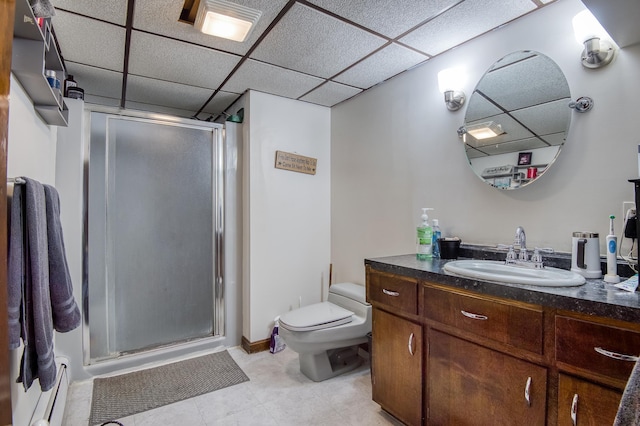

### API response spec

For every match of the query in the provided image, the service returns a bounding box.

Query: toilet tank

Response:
[328,283,370,318]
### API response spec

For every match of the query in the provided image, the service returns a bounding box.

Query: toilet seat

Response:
[279,302,354,332]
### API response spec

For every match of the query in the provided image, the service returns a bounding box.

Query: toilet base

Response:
[299,346,363,382]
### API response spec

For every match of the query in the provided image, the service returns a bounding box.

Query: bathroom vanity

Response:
[366,251,640,426]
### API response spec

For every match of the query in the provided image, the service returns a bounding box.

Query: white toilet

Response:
[278,282,372,382]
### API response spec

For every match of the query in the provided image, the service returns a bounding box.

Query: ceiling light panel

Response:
[222,59,325,99]
[399,0,535,56]
[51,11,126,72]
[195,0,262,42]
[134,0,289,55]
[334,44,427,89]
[128,31,241,90]
[250,3,386,78]
[299,81,362,107]
[50,0,128,26]
[307,0,461,38]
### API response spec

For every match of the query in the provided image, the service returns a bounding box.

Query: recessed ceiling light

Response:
[194,0,262,42]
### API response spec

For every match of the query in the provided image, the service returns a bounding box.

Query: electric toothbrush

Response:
[604,215,620,283]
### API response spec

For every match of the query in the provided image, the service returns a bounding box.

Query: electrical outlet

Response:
[623,201,636,220]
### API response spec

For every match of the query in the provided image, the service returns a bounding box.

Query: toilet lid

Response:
[279,302,354,332]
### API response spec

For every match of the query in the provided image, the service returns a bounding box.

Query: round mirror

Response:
[462,51,571,189]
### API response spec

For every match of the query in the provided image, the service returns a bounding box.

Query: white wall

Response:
[244,90,331,342]
[331,0,640,284]
[7,75,58,426]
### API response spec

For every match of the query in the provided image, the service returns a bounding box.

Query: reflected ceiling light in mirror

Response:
[465,121,504,140]
[457,122,504,144]
[438,67,466,111]
[572,10,617,69]
[195,0,262,42]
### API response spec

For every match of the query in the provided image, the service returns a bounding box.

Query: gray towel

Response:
[18,177,56,392]
[43,184,81,332]
[8,184,24,349]
[615,357,640,426]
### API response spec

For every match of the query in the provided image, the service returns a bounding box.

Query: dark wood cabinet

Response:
[557,374,621,426]
[372,307,423,426]
[366,266,639,425]
[428,329,547,426]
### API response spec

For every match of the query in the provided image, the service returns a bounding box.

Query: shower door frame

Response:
[82,109,226,364]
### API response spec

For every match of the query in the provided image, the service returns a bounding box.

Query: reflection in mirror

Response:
[461,51,571,189]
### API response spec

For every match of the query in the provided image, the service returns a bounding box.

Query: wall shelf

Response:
[12,0,68,127]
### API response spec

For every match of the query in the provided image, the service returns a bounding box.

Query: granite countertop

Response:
[365,245,640,324]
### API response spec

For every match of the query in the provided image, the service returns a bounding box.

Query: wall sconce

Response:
[438,67,466,111]
[572,10,617,69]
[195,0,262,42]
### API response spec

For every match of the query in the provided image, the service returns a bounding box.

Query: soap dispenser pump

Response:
[416,208,434,260]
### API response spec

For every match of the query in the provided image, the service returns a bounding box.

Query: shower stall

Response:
[83,111,240,365]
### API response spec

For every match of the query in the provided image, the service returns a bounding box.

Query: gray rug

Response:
[89,350,249,425]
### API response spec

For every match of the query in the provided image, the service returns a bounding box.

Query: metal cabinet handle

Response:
[382,288,400,297]
[594,347,640,362]
[460,310,488,321]
[408,333,415,356]
[524,377,532,406]
[571,394,578,426]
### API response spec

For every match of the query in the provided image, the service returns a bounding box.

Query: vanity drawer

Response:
[423,284,544,354]
[367,271,417,315]
[556,316,640,384]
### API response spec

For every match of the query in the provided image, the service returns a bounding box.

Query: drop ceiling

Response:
[49,0,558,120]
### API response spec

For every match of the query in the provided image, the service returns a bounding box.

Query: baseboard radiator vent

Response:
[30,357,69,426]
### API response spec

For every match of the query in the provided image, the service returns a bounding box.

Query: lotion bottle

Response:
[416,208,434,260]
[604,215,620,283]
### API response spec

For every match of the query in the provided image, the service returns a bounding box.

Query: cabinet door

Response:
[428,330,547,426]
[557,374,621,426]
[372,308,423,426]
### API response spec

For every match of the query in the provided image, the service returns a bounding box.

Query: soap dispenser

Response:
[416,208,434,260]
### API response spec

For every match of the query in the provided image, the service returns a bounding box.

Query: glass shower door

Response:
[88,114,222,360]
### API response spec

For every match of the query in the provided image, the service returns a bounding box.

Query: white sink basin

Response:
[443,260,586,287]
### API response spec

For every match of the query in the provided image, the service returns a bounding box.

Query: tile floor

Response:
[62,347,403,425]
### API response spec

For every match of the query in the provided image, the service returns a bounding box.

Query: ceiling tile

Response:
[511,99,571,137]
[125,75,214,114]
[84,94,121,107]
[128,31,241,90]
[251,3,387,78]
[65,62,122,99]
[201,92,243,116]
[299,81,362,107]
[478,53,569,111]
[52,10,126,71]
[133,0,290,56]
[125,101,199,119]
[334,43,427,89]
[307,0,461,38]
[399,0,536,56]
[51,0,128,26]
[222,59,324,99]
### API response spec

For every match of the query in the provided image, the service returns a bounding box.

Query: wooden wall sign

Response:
[275,151,317,175]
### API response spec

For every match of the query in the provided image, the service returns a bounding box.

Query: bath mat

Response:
[89,350,248,425]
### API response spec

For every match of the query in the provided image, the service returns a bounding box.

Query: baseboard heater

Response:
[30,357,69,426]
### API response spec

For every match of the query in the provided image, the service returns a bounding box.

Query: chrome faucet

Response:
[503,226,553,269]
[514,226,528,261]
[514,226,526,249]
